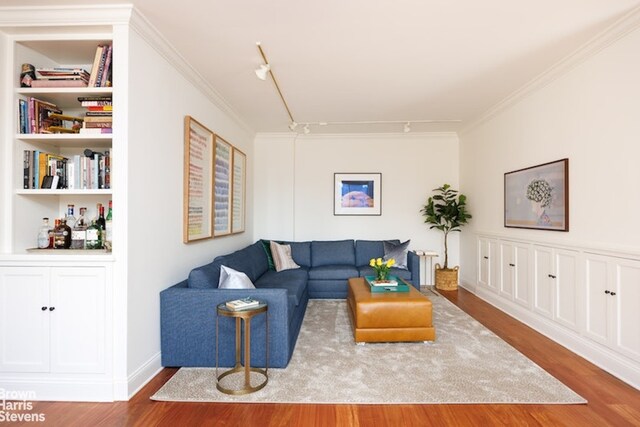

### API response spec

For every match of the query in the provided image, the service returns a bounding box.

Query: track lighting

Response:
[288,121,298,131]
[255,63,271,80]
[404,122,411,133]
[303,124,310,134]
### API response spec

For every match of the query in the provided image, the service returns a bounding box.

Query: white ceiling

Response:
[4,1,640,133]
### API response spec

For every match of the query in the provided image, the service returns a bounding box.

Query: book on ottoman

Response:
[364,275,410,293]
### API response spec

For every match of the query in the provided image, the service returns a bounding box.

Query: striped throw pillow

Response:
[270,241,300,272]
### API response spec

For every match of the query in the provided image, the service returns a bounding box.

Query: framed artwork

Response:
[504,158,569,231]
[183,116,214,243]
[213,135,233,236]
[334,173,382,216]
[231,147,246,234]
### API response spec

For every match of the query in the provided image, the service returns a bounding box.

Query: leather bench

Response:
[347,277,435,343]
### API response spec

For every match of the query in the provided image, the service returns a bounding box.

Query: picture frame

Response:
[183,116,214,243]
[213,135,233,236]
[334,173,382,216]
[231,147,246,234]
[504,158,569,231]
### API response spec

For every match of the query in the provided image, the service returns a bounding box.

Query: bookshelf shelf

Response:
[16,134,112,148]
[16,189,113,196]
[16,87,112,109]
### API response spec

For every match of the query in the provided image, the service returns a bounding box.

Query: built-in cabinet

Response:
[475,234,640,389]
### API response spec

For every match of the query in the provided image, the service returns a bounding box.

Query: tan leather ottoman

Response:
[347,277,435,343]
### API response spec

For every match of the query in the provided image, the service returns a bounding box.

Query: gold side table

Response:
[216,300,268,395]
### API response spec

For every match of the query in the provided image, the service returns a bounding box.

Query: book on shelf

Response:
[85,111,113,117]
[79,127,112,134]
[225,298,260,311]
[30,80,88,88]
[86,105,113,112]
[21,149,111,190]
[87,45,105,87]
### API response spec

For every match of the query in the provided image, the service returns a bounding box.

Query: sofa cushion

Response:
[308,265,359,280]
[218,265,255,289]
[270,241,301,272]
[286,241,312,267]
[355,239,400,267]
[255,268,308,306]
[311,240,355,267]
[383,239,411,268]
[219,241,269,283]
[187,261,221,289]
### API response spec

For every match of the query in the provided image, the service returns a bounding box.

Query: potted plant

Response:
[420,184,472,290]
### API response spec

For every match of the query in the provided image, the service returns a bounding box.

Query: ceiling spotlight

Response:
[404,122,411,133]
[288,121,298,131]
[255,63,271,80]
[303,124,310,134]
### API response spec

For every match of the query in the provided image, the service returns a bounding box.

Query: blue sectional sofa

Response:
[160,239,420,369]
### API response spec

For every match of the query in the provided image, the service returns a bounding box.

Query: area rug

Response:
[151,291,586,404]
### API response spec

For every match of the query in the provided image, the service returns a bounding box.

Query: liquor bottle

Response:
[105,200,113,248]
[65,204,76,228]
[71,207,87,249]
[37,218,51,249]
[85,220,102,249]
[96,203,106,231]
[51,219,60,248]
[53,219,72,249]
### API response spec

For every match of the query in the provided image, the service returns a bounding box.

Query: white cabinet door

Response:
[613,259,640,363]
[533,246,554,319]
[584,255,610,345]
[50,267,106,374]
[0,267,50,372]
[500,242,514,299]
[554,249,579,331]
[478,238,498,291]
[513,244,531,308]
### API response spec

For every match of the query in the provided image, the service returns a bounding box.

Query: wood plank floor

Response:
[10,287,640,426]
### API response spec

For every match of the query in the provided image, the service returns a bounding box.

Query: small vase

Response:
[376,271,388,281]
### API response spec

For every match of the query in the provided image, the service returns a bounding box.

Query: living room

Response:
[0,1,639,425]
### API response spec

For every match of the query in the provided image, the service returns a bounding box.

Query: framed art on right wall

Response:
[504,158,569,231]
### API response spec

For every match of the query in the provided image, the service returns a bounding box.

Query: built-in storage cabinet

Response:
[0,265,106,374]
[475,234,640,388]
[500,241,531,307]
[584,254,640,363]
[11,38,113,254]
[478,237,498,292]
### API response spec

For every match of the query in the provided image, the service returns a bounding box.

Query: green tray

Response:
[365,275,410,293]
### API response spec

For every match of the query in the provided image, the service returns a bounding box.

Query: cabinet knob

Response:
[49,307,55,311]
[548,274,556,279]
[483,256,489,259]
[605,290,611,294]
[41,306,47,311]
[610,292,617,296]
[509,263,515,267]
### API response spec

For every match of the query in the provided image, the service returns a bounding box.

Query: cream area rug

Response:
[152,292,586,404]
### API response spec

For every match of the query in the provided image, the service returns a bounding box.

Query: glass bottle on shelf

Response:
[65,204,76,229]
[53,219,71,249]
[96,203,106,231]
[71,207,87,249]
[85,220,103,250]
[37,217,50,249]
[105,200,113,248]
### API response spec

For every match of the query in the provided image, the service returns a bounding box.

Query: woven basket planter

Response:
[434,264,459,291]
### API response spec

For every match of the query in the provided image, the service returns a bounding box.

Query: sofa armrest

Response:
[407,251,420,289]
[160,280,290,368]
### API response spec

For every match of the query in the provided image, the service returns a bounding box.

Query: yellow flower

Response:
[369,259,376,267]
[387,259,395,267]
[376,258,383,266]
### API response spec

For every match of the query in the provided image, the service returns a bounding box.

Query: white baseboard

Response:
[468,284,640,391]
[126,352,162,400]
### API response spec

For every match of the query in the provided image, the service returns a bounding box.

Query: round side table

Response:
[216,300,268,395]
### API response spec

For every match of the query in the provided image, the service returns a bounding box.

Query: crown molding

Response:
[460,5,640,136]
[128,8,255,137]
[0,5,133,27]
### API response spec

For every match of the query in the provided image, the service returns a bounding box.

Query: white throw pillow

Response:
[218,265,255,289]
[270,241,300,272]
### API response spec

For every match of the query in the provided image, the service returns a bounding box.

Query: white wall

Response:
[459,26,640,285]
[125,29,254,393]
[254,133,460,266]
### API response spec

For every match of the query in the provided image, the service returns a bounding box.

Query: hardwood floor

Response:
[11,287,640,426]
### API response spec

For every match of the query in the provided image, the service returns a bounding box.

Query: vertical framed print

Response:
[504,158,569,231]
[183,116,214,243]
[213,135,233,236]
[231,147,246,234]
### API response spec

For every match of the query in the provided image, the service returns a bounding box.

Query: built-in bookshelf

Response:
[11,38,114,254]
